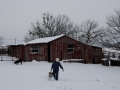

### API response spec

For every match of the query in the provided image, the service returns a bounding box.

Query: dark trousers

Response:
[53,70,59,80]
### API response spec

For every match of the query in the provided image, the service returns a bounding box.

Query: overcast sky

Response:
[0,0,120,45]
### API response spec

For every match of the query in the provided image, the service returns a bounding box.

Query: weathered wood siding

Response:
[9,35,103,64]
[24,44,48,61]
[49,36,84,62]
[92,46,103,64]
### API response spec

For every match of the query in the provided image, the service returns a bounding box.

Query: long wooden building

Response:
[8,34,103,64]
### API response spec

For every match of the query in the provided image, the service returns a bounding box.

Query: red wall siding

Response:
[21,35,103,64]
[17,45,25,61]
[50,36,84,62]
[24,44,48,61]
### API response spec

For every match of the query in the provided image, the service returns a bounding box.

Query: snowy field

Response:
[0,56,120,90]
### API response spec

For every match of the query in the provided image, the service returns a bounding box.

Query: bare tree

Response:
[78,20,104,44]
[0,36,4,45]
[105,10,120,49]
[24,33,37,42]
[106,10,120,33]
[24,13,78,42]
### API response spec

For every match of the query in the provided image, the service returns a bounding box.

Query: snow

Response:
[103,48,120,53]
[102,48,120,61]
[110,57,119,61]
[0,45,8,49]
[0,55,120,90]
[0,55,18,61]
[25,34,65,45]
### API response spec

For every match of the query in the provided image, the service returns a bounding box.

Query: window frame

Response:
[67,44,74,53]
[30,45,39,54]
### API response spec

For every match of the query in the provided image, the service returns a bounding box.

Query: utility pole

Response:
[15,38,16,44]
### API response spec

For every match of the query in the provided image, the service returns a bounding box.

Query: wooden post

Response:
[1,54,2,61]
[70,59,71,64]
[12,51,13,61]
[1,47,3,61]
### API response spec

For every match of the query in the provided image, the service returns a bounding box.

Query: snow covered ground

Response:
[0,56,120,90]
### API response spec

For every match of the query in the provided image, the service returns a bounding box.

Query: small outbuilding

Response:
[102,48,120,66]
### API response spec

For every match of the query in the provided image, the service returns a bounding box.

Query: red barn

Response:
[9,34,103,64]
[24,35,84,62]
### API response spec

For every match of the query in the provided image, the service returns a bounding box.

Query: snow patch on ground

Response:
[0,56,120,90]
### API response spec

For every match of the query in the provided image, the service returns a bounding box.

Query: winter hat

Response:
[56,58,59,62]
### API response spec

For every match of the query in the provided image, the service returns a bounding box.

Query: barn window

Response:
[31,45,39,53]
[67,44,74,53]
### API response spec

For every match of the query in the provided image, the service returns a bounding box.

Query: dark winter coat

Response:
[51,61,63,71]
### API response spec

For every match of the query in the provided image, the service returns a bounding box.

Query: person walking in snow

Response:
[51,58,64,80]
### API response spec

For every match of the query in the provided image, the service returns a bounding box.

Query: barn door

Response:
[48,44,50,62]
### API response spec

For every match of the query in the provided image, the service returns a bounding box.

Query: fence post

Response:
[1,47,3,61]
[70,59,71,64]
[1,54,2,61]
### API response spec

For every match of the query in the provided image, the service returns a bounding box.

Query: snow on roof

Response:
[25,34,65,45]
[8,43,25,46]
[0,45,8,49]
[103,48,120,53]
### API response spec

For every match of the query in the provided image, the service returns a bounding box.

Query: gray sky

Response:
[0,0,120,45]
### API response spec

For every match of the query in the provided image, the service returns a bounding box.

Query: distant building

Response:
[0,45,8,55]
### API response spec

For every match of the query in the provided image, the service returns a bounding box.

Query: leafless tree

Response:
[104,10,120,49]
[78,20,104,45]
[24,13,78,42]
[106,10,120,33]
[24,33,37,42]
